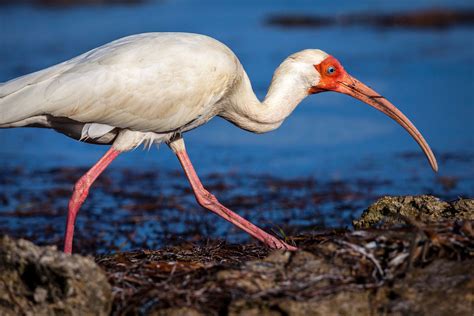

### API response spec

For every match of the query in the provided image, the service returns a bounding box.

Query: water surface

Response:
[0,0,472,252]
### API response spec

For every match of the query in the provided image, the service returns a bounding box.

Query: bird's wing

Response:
[0,33,239,133]
[0,57,80,125]
[0,61,73,99]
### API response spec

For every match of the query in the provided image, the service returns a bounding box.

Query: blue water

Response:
[0,0,473,252]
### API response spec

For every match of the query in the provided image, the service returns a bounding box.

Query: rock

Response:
[453,198,474,218]
[353,195,474,229]
[376,259,474,316]
[229,292,373,316]
[0,236,112,316]
[227,259,474,316]
[277,292,373,316]
[149,307,204,316]
[217,251,293,293]
[218,250,346,295]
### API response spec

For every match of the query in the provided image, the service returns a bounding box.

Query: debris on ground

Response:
[1,196,472,315]
[96,215,473,315]
[0,236,112,316]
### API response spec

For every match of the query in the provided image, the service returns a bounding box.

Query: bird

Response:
[0,32,438,254]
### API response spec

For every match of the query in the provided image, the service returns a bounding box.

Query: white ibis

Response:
[0,33,438,254]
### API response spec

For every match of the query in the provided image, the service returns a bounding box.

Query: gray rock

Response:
[0,236,112,315]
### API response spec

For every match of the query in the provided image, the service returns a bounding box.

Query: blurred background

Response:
[0,0,473,253]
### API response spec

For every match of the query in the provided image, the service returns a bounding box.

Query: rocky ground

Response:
[1,196,472,316]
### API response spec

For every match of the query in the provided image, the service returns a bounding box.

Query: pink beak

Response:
[334,74,438,172]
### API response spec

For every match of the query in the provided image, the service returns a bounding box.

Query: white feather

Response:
[81,123,116,140]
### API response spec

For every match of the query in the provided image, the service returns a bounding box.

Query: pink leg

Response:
[175,149,297,251]
[64,147,120,254]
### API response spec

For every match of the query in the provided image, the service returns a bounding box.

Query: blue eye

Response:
[327,66,336,75]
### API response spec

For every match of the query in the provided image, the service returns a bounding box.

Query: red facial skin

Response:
[308,55,347,94]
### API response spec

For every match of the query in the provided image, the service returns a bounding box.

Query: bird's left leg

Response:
[169,137,297,251]
[64,147,121,254]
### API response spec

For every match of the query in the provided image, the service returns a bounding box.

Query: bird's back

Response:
[0,33,242,134]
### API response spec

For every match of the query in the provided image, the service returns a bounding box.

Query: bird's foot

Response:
[266,235,298,251]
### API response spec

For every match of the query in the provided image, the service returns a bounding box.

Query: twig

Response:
[339,240,385,278]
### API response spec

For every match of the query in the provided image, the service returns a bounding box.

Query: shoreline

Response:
[1,195,472,315]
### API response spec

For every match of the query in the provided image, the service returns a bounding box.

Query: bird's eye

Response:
[326,66,336,75]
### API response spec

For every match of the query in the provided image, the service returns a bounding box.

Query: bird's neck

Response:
[220,67,310,133]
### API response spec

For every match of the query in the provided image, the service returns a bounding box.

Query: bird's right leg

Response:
[169,138,297,251]
[64,147,121,254]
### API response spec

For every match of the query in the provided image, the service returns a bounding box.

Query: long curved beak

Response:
[334,74,438,172]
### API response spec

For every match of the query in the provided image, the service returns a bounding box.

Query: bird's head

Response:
[286,49,438,172]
